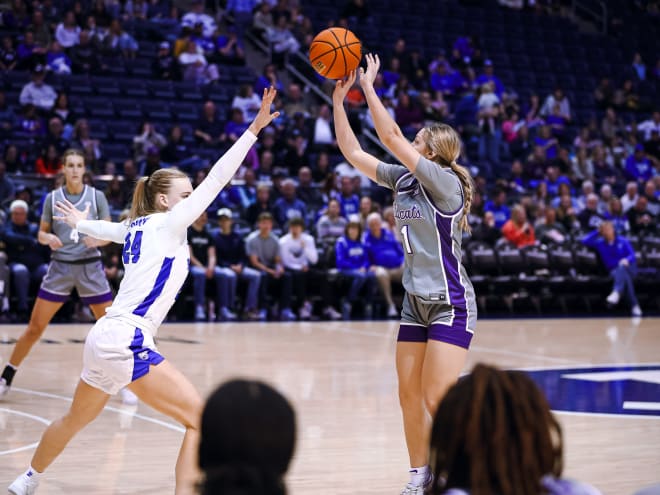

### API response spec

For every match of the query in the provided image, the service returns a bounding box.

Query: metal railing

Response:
[571,0,608,34]
[244,28,395,160]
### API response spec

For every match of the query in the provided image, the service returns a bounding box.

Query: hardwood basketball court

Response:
[1,317,659,494]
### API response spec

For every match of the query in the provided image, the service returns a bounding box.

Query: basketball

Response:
[308,27,362,80]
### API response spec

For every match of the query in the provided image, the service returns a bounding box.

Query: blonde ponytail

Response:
[448,160,474,233]
[423,124,474,233]
[128,168,189,221]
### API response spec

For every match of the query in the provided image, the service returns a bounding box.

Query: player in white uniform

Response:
[8,87,279,495]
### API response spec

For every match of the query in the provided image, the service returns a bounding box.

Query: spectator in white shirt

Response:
[19,65,57,112]
[279,217,341,320]
[316,198,348,247]
[178,40,219,85]
[181,0,217,38]
[312,103,336,152]
[540,87,571,122]
[279,217,318,320]
[55,11,81,48]
[621,182,639,213]
[266,15,301,55]
[637,111,660,142]
[231,84,262,121]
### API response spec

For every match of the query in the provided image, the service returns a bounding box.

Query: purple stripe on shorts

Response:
[129,328,165,382]
[428,308,472,349]
[37,289,69,302]
[435,213,467,310]
[397,324,428,342]
[80,292,113,305]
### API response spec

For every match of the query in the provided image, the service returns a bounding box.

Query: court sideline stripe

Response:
[318,323,583,365]
[0,407,50,455]
[11,387,185,433]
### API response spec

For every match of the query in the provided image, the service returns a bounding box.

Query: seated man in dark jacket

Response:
[2,200,48,319]
[214,208,262,320]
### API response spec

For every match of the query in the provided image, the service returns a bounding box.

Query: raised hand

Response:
[359,53,380,89]
[54,199,90,229]
[332,70,357,105]
[249,86,280,135]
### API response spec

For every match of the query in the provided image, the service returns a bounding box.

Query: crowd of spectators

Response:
[0,0,657,321]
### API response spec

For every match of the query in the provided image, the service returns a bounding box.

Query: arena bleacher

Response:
[0,0,658,323]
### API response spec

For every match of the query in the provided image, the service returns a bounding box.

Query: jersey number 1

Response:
[123,231,143,264]
[401,225,413,254]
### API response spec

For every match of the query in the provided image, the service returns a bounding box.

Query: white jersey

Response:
[105,212,190,331]
[77,130,258,336]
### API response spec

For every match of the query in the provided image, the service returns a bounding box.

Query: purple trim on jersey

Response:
[129,328,165,382]
[398,324,428,342]
[421,184,464,216]
[133,257,174,317]
[37,289,69,302]
[435,213,467,309]
[80,292,113,305]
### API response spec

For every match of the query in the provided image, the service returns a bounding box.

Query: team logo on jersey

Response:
[138,350,150,361]
[395,205,424,220]
[398,181,421,197]
[526,365,660,417]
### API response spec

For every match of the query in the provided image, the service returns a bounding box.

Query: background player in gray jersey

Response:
[333,55,476,495]
[0,149,114,398]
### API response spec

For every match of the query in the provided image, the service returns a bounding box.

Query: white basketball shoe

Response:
[8,471,39,495]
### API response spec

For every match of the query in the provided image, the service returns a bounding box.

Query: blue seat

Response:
[121,79,149,98]
[115,99,143,120]
[143,101,172,122]
[92,77,121,97]
[102,143,130,162]
[107,120,137,142]
[87,102,115,119]
[148,80,176,99]
[170,102,199,123]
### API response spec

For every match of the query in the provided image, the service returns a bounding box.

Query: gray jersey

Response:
[377,157,475,310]
[245,231,281,269]
[42,186,110,262]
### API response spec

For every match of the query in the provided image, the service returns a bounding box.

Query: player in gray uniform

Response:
[0,149,114,398]
[332,55,476,495]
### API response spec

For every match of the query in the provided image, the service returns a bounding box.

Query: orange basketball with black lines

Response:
[309,28,362,80]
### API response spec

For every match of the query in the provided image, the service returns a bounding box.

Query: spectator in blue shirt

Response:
[254,63,284,95]
[484,188,511,228]
[338,175,360,218]
[273,179,306,228]
[364,212,404,318]
[213,27,245,66]
[475,59,504,97]
[582,221,641,316]
[534,125,559,160]
[382,56,401,90]
[624,144,654,183]
[224,107,250,144]
[430,61,456,97]
[45,41,71,74]
[544,165,571,197]
[335,220,376,320]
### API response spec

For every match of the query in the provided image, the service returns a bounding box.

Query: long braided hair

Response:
[429,363,563,495]
[423,123,474,233]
